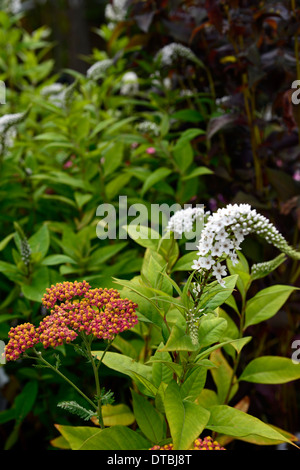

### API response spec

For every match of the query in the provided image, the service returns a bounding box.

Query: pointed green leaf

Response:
[164,381,210,450]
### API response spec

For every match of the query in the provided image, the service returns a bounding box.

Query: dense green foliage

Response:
[0,0,300,451]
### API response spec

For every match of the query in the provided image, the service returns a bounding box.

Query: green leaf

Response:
[28,224,50,258]
[159,325,199,352]
[92,351,153,384]
[0,261,22,283]
[182,167,213,180]
[244,285,296,329]
[196,337,252,361]
[0,233,14,251]
[41,254,76,266]
[123,224,160,250]
[114,276,165,328]
[151,346,174,387]
[210,349,238,403]
[157,232,179,270]
[206,405,295,445]
[56,424,151,450]
[171,251,197,272]
[34,132,69,142]
[199,275,238,311]
[105,172,132,199]
[173,141,193,173]
[21,266,49,302]
[164,381,210,450]
[141,167,172,196]
[81,425,150,450]
[88,242,127,267]
[102,404,135,427]
[227,251,251,300]
[180,366,207,401]
[55,425,102,450]
[14,380,38,424]
[239,356,300,384]
[172,109,204,122]
[198,315,228,348]
[250,253,287,280]
[176,128,206,144]
[131,389,165,443]
[102,141,124,176]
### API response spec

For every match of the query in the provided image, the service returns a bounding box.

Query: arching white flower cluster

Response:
[166,207,206,236]
[155,43,198,66]
[192,203,300,286]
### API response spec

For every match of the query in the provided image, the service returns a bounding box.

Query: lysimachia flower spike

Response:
[193,203,300,287]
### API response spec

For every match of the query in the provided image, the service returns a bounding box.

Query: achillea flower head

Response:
[6,282,139,361]
[42,280,91,309]
[150,436,225,450]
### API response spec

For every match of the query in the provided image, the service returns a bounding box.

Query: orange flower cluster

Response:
[5,281,138,361]
[150,436,225,451]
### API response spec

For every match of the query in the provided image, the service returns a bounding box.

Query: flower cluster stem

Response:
[29,348,97,412]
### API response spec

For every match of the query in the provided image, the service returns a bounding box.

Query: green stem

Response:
[223,284,249,406]
[29,349,97,412]
[82,336,113,429]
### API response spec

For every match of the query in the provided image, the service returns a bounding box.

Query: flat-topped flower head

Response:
[6,281,139,360]
[42,280,91,309]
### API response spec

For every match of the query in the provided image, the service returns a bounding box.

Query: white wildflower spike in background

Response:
[86,59,114,80]
[192,203,300,286]
[0,110,29,154]
[105,0,128,24]
[41,81,77,109]
[136,121,160,137]
[155,42,200,67]
[1,0,23,15]
[41,83,65,97]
